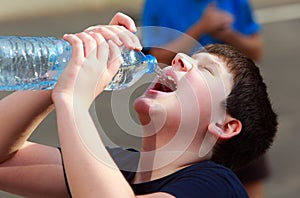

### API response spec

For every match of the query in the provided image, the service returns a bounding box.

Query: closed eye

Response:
[204,67,213,74]
[198,65,214,75]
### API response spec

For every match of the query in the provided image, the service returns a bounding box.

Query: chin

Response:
[134,96,168,117]
[133,96,152,115]
[133,97,155,126]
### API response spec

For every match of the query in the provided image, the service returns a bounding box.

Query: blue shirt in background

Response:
[141,0,261,51]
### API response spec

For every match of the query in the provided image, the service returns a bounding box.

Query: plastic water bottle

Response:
[0,36,161,91]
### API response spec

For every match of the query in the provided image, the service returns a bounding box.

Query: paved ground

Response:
[260,18,300,198]
[0,1,299,197]
[252,0,300,7]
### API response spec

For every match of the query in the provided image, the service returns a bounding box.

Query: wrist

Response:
[52,92,93,113]
[52,92,73,106]
[197,20,208,34]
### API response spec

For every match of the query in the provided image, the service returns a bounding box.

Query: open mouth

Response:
[152,75,177,92]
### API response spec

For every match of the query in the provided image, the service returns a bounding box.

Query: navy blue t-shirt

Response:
[109,147,248,197]
[122,161,248,197]
[60,147,248,197]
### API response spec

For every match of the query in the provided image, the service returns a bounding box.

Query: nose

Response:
[171,53,194,72]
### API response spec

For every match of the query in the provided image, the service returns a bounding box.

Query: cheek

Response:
[177,76,213,121]
[178,72,228,122]
[203,77,228,121]
[179,72,212,105]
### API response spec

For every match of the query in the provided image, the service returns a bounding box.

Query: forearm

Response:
[52,22,139,197]
[150,21,207,65]
[54,98,135,197]
[222,31,263,61]
[0,90,54,162]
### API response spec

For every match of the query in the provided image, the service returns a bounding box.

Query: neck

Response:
[133,147,212,184]
[132,126,212,183]
[133,110,213,183]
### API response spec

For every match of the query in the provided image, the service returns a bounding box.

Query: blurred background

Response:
[0,0,299,197]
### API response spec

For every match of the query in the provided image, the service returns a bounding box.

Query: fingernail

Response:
[131,25,137,32]
[137,44,143,50]
[129,42,136,49]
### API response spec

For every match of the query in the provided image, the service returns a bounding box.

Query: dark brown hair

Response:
[203,44,278,171]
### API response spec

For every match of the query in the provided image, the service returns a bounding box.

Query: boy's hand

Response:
[52,32,122,108]
[84,13,142,51]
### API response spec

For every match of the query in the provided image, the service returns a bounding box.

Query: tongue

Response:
[161,84,172,92]
[153,82,172,92]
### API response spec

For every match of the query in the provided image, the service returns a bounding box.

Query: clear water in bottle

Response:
[0,36,72,90]
[0,36,164,91]
[106,47,159,90]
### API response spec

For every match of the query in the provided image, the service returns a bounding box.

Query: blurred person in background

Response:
[141,0,262,65]
[141,1,269,197]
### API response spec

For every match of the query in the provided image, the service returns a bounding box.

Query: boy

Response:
[0,13,277,197]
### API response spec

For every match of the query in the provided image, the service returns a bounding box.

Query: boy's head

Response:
[134,43,277,171]
[204,44,278,170]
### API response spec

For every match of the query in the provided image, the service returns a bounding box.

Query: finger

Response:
[75,32,97,58]
[85,25,142,50]
[129,33,142,51]
[116,26,142,50]
[107,40,122,76]
[106,26,142,50]
[63,34,84,63]
[109,12,137,32]
[85,26,123,46]
[89,32,109,61]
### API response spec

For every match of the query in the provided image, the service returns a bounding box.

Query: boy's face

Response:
[134,52,233,135]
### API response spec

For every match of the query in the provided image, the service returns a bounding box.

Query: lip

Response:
[144,89,160,98]
[145,87,174,99]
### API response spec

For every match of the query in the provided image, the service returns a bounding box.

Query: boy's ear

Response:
[208,116,242,140]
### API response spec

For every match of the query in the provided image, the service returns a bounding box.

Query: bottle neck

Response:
[144,55,158,74]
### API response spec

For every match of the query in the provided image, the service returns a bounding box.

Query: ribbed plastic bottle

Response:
[0,36,160,91]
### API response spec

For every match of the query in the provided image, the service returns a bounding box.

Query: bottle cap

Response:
[145,55,158,74]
